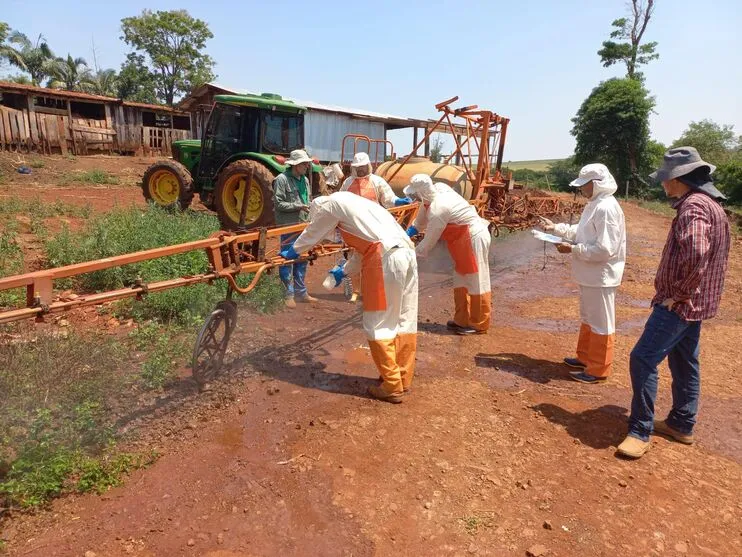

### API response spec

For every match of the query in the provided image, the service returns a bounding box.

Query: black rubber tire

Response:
[214,159,276,230]
[141,159,194,210]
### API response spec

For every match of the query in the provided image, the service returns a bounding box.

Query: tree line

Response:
[506,0,741,204]
[0,9,215,106]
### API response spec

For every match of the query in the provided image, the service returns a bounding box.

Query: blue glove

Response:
[394,196,412,206]
[279,245,300,260]
[406,226,418,237]
[329,264,346,287]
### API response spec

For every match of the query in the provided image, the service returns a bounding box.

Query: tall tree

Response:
[5,31,55,85]
[571,78,656,193]
[116,52,157,104]
[0,22,24,69]
[671,120,740,166]
[598,0,658,81]
[48,54,91,91]
[85,68,119,97]
[120,9,215,105]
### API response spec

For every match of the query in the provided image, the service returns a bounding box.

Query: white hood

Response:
[570,163,618,201]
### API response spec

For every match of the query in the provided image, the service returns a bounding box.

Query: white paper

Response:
[531,229,567,244]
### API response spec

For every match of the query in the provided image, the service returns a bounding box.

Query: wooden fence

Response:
[0,105,190,156]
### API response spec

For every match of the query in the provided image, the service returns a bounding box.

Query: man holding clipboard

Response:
[538,163,626,384]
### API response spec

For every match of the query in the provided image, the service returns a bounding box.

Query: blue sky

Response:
[3,0,741,161]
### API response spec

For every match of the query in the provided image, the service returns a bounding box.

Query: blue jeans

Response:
[628,305,702,441]
[279,233,307,298]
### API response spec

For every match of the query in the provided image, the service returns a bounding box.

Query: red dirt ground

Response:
[1,154,741,556]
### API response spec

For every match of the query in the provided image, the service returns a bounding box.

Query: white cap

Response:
[403,173,435,201]
[351,152,371,167]
[285,149,313,166]
[570,163,610,187]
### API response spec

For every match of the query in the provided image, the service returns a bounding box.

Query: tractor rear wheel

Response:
[142,160,194,210]
[214,159,275,230]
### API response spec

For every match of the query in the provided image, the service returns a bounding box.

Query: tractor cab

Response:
[143,93,326,230]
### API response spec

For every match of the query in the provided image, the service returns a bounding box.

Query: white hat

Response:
[403,174,434,200]
[351,152,371,167]
[570,163,610,187]
[285,149,313,166]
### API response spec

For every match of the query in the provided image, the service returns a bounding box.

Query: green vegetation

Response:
[0,332,158,509]
[597,0,658,81]
[503,159,563,172]
[58,169,120,185]
[0,196,92,219]
[29,158,45,169]
[130,323,188,389]
[0,229,24,307]
[44,205,284,324]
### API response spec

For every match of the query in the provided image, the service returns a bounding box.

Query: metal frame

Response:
[0,204,420,325]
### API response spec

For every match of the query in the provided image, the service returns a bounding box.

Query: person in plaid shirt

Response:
[618,147,731,459]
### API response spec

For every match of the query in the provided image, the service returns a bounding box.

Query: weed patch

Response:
[59,169,120,185]
[636,199,676,217]
[0,196,92,220]
[45,205,284,323]
[29,159,45,169]
[0,230,24,308]
[0,332,156,510]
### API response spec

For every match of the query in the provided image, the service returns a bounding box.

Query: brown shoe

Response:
[378,377,410,394]
[284,297,297,309]
[368,384,403,404]
[297,294,318,303]
[617,435,650,459]
[653,420,694,445]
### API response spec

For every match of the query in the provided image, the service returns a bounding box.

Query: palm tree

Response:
[6,31,55,86]
[0,22,24,69]
[85,68,118,97]
[47,54,91,91]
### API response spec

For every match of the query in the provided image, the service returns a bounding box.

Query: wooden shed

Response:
[0,81,192,156]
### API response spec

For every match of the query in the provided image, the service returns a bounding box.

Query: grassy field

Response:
[502,158,564,171]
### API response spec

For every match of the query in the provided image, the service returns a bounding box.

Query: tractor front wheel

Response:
[214,160,275,230]
[141,160,194,210]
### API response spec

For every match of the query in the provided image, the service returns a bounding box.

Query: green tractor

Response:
[141,93,326,230]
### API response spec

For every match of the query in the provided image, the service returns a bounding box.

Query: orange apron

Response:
[347,177,378,203]
[340,230,386,312]
[440,224,478,275]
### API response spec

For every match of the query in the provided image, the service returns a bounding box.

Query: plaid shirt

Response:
[652,192,731,320]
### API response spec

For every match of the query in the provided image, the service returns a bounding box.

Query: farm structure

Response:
[179,83,468,165]
[0,81,192,156]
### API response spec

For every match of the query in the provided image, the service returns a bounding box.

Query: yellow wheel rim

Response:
[148,169,180,205]
[222,173,264,225]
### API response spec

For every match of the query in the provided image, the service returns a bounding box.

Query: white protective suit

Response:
[552,163,626,378]
[293,192,418,396]
[340,152,402,208]
[405,175,492,333]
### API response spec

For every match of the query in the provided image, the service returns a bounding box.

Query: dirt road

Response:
[1,183,741,555]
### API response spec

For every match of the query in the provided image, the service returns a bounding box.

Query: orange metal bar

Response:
[0,205,420,325]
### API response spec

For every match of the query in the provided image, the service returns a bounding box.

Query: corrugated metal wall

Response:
[304,111,386,163]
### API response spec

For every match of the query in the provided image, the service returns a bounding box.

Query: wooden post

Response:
[625,180,630,200]
[455,135,462,165]
[66,101,77,155]
[424,131,430,157]
[26,95,38,151]
[412,127,418,155]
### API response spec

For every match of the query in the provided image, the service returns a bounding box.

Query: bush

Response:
[44,205,284,324]
[716,160,742,205]
[0,230,24,308]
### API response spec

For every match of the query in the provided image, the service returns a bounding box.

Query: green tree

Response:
[48,54,91,91]
[598,0,658,81]
[4,31,55,86]
[429,135,444,163]
[85,68,118,97]
[671,120,740,166]
[120,9,215,106]
[0,22,24,69]
[715,161,742,205]
[571,78,656,194]
[116,53,157,104]
[547,157,581,191]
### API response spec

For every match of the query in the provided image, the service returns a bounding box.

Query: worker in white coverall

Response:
[279,191,418,404]
[338,152,412,302]
[404,174,492,335]
[539,163,626,384]
[340,152,412,208]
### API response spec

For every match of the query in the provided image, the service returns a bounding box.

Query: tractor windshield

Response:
[262,113,303,154]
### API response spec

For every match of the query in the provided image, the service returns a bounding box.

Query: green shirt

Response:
[288,171,309,205]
